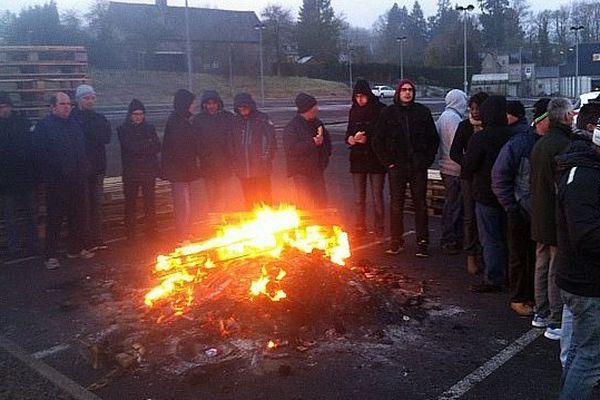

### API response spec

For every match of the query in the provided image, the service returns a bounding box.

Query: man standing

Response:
[436,89,467,255]
[492,98,551,315]
[0,92,39,259]
[530,98,573,340]
[71,84,112,251]
[372,79,439,257]
[283,93,332,209]
[231,92,276,208]
[33,92,94,269]
[193,90,234,212]
[554,126,600,400]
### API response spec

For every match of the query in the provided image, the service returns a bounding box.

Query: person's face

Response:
[301,105,319,121]
[355,93,368,107]
[187,99,197,115]
[204,99,219,114]
[506,114,519,125]
[469,102,481,120]
[237,105,251,118]
[52,93,72,119]
[79,94,96,111]
[0,103,12,119]
[130,110,145,125]
[398,84,414,104]
[562,110,575,126]
[535,117,551,135]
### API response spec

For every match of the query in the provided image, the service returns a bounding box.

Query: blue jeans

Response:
[475,202,508,286]
[1,190,39,255]
[441,173,463,246]
[560,304,573,369]
[171,182,194,240]
[560,290,600,400]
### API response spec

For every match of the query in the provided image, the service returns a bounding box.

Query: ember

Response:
[144,204,351,320]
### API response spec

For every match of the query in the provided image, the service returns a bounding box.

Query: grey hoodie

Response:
[436,89,467,176]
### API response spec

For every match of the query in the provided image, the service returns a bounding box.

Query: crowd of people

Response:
[1,80,600,398]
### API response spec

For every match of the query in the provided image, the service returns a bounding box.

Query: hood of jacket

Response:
[444,89,468,118]
[173,89,195,118]
[201,90,224,111]
[480,96,508,128]
[556,147,600,174]
[233,92,257,114]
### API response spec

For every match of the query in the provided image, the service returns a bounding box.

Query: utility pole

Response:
[456,4,474,94]
[184,0,193,91]
[255,23,267,106]
[570,25,585,98]
[396,36,407,81]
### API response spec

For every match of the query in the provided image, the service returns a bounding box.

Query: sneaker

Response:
[67,249,95,260]
[531,313,548,328]
[385,243,405,255]
[44,258,60,270]
[544,324,562,340]
[415,241,429,258]
[510,302,534,316]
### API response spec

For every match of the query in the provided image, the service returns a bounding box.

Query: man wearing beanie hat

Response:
[162,89,199,241]
[345,79,386,239]
[192,89,234,212]
[531,97,574,340]
[231,92,276,208]
[283,93,331,209]
[0,91,40,259]
[492,98,550,316]
[117,99,161,241]
[372,78,439,257]
[553,118,600,399]
[71,84,112,251]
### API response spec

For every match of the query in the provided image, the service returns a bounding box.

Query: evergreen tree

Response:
[296,0,343,64]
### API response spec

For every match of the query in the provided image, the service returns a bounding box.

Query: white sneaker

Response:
[544,325,562,340]
[45,258,60,270]
[531,313,548,328]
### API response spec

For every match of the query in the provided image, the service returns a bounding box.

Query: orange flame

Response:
[143,204,350,317]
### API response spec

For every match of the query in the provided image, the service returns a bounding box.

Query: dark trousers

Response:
[123,179,156,237]
[475,202,508,287]
[440,173,464,246]
[85,175,104,246]
[45,181,87,258]
[0,190,39,256]
[389,167,428,245]
[507,209,535,303]
[204,177,229,213]
[352,173,385,234]
[240,176,272,209]
[461,179,481,256]
[293,173,327,210]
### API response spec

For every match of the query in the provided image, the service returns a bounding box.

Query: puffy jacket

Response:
[491,128,540,216]
[0,112,37,194]
[372,100,439,171]
[555,148,600,297]
[117,120,161,182]
[71,108,111,176]
[231,106,276,179]
[436,89,467,177]
[32,114,89,184]
[283,115,331,177]
[530,123,572,245]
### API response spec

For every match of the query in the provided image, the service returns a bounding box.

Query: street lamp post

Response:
[570,25,585,98]
[184,0,193,91]
[396,36,407,80]
[456,4,474,94]
[255,23,267,107]
[348,45,353,89]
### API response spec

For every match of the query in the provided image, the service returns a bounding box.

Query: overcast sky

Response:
[1,0,567,29]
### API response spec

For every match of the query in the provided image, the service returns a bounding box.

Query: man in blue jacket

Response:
[491,98,551,315]
[33,92,94,269]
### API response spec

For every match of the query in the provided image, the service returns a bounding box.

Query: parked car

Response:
[371,85,396,98]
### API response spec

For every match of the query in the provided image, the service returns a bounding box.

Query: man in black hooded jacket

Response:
[231,92,276,208]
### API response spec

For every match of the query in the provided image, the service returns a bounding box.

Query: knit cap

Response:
[295,92,317,114]
[75,84,96,101]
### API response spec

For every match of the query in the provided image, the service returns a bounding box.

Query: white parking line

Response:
[437,328,544,399]
[0,335,102,400]
[32,343,71,359]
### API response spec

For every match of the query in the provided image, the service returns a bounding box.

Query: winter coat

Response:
[436,89,467,177]
[193,90,234,179]
[449,119,477,179]
[161,90,200,183]
[117,121,161,182]
[283,115,332,177]
[462,96,513,208]
[32,114,89,184]
[372,93,439,172]
[231,108,276,179]
[491,128,540,216]
[555,148,600,297]
[71,108,111,176]
[0,112,37,194]
[530,123,572,245]
[345,82,386,174]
